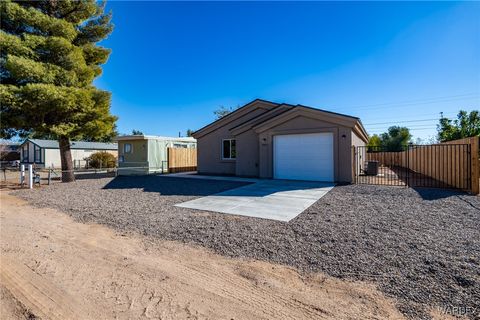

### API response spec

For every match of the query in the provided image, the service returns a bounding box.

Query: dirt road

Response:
[0,191,406,319]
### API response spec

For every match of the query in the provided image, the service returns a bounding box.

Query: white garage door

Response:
[274,132,334,181]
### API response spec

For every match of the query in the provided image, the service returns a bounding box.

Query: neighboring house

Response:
[192,99,368,183]
[19,139,118,168]
[0,140,20,163]
[116,135,196,175]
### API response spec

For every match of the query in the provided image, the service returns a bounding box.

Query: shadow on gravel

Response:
[412,187,470,201]
[75,172,116,180]
[103,175,250,196]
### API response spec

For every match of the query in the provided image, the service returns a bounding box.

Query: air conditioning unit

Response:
[366,160,379,176]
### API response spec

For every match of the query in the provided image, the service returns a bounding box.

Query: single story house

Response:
[116,135,196,175]
[20,139,118,168]
[192,99,368,183]
[0,140,20,163]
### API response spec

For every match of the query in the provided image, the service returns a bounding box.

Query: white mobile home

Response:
[20,139,118,168]
[116,135,196,175]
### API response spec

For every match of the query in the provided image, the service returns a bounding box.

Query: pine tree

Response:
[0,0,117,182]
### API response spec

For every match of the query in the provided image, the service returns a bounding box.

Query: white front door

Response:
[273,132,334,181]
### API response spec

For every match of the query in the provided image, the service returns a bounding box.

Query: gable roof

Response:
[193,98,369,142]
[192,99,279,138]
[251,105,369,142]
[230,103,295,135]
[22,139,118,150]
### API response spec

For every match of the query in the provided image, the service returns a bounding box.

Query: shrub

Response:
[86,152,116,168]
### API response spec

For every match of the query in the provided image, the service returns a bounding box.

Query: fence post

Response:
[28,164,33,189]
[406,145,410,187]
[167,147,170,173]
[48,169,51,185]
[471,137,479,194]
[20,164,25,186]
[351,146,356,184]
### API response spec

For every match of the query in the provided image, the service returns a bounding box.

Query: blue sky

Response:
[95,1,480,141]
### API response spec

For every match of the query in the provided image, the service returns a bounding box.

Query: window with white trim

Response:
[124,143,132,154]
[34,145,41,163]
[222,139,236,160]
[22,145,28,160]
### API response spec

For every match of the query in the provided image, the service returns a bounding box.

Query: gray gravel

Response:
[13,176,480,319]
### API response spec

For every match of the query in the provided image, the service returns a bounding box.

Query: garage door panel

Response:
[274,133,334,182]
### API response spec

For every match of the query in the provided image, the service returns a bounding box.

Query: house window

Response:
[22,146,28,161]
[222,139,236,160]
[34,146,41,163]
[124,143,132,154]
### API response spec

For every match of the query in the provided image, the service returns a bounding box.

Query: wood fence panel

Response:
[471,138,479,194]
[443,137,479,193]
[365,139,478,193]
[167,148,197,173]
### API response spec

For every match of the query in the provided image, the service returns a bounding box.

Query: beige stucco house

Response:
[192,99,368,183]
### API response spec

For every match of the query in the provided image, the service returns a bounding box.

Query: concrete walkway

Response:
[166,172,260,182]
[175,178,334,222]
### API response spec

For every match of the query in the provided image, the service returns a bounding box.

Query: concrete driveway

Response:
[175,179,334,222]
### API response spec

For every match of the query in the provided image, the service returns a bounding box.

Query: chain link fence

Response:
[1,161,169,189]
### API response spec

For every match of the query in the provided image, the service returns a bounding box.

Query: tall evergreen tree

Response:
[0,0,116,182]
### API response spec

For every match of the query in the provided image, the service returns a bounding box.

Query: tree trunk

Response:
[58,136,75,182]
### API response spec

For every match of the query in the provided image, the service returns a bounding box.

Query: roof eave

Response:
[252,106,359,133]
[229,104,295,136]
[192,99,279,139]
[353,120,369,143]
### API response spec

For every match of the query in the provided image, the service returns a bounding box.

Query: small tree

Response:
[437,110,480,142]
[379,126,412,151]
[186,129,194,137]
[86,151,116,168]
[367,134,382,148]
[213,105,239,119]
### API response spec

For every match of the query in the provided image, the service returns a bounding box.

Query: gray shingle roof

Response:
[26,139,117,150]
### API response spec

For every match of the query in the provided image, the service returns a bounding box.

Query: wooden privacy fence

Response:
[365,137,479,194]
[167,148,197,173]
[443,137,479,194]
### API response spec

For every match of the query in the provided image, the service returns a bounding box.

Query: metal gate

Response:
[354,144,472,191]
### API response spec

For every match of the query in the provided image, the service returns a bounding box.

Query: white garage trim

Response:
[273,132,334,182]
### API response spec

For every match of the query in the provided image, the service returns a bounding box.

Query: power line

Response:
[367,123,439,128]
[367,124,438,129]
[332,93,478,110]
[369,127,437,133]
[364,118,439,125]
[362,112,459,122]
[336,96,479,113]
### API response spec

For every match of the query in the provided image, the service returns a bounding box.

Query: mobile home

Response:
[20,139,118,168]
[116,135,196,175]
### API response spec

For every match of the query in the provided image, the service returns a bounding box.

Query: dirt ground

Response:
[1,190,460,320]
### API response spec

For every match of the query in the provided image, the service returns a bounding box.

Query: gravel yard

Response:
[13,175,480,319]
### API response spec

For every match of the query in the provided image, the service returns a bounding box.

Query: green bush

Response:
[86,152,116,168]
